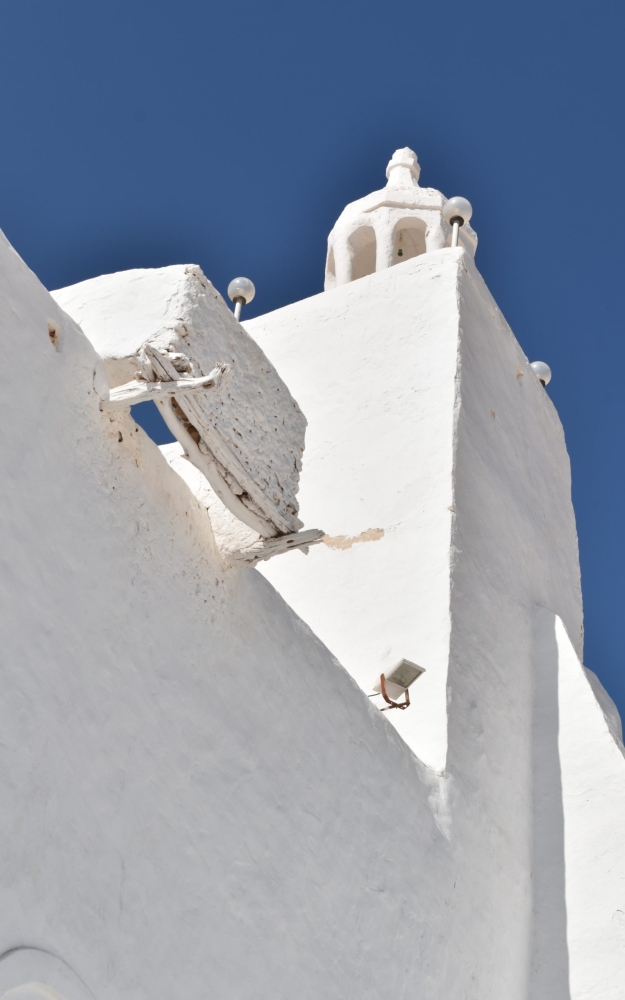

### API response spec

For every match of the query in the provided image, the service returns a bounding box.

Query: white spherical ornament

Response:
[227,276,256,305]
[443,196,473,226]
[530,361,552,386]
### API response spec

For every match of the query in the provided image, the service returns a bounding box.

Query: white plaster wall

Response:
[247,248,612,997]
[561,659,625,1000]
[531,612,625,1000]
[247,251,462,771]
[1,225,622,1000]
[0,232,454,1000]
[442,256,585,998]
[246,249,583,774]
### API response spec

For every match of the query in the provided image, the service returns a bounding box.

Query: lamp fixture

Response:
[227,277,256,320]
[370,658,426,711]
[443,196,473,248]
[530,361,552,387]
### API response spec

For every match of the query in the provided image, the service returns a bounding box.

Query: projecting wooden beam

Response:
[226,528,325,567]
[101,363,230,410]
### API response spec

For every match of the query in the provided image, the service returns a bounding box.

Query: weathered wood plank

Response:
[101,364,230,410]
[226,528,325,567]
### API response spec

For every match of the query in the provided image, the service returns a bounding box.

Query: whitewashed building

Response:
[0,148,623,1000]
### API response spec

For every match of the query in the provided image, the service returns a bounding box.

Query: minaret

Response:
[325,146,477,287]
[249,147,581,773]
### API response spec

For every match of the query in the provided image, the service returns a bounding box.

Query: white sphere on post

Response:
[443,196,473,248]
[530,361,552,386]
[227,277,256,320]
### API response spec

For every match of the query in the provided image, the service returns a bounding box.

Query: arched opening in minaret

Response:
[393,218,427,265]
[348,226,377,281]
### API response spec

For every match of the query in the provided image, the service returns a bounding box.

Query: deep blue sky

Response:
[1,0,623,714]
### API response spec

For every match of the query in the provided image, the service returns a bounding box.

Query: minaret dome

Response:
[325,147,477,290]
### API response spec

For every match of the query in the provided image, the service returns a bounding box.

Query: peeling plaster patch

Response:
[322,527,384,550]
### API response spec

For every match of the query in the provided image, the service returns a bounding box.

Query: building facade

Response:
[0,149,623,1000]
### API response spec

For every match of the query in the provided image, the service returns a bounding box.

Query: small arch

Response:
[0,948,94,1000]
[348,226,376,281]
[393,218,427,266]
[1,985,66,1000]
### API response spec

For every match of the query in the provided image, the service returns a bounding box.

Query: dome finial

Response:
[385,147,421,185]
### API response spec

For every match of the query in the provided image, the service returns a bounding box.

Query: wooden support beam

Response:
[226,528,325,567]
[101,363,230,410]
